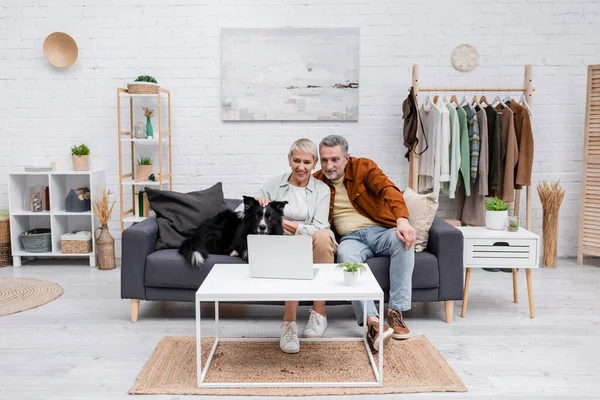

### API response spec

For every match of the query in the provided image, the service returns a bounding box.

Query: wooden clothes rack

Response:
[408,64,535,231]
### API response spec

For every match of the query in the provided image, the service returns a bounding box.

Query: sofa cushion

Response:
[145,249,245,290]
[145,182,227,250]
[403,187,439,252]
[367,251,439,291]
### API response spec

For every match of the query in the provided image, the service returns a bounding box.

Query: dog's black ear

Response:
[269,200,288,213]
[242,196,259,211]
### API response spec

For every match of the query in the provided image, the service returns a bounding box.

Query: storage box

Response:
[65,187,91,212]
[61,231,92,254]
[20,229,52,253]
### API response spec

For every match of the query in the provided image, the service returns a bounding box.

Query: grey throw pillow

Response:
[145,182,227,250]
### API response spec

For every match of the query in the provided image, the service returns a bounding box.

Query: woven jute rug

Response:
[129,335,466,396]
[0,277,63,317]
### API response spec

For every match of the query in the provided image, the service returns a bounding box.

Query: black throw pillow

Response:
[145,182,227,250]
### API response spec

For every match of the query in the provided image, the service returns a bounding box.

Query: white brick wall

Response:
[1,0,599,259]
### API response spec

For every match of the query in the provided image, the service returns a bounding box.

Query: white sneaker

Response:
[280,321,300,354]
[302,309,328,338]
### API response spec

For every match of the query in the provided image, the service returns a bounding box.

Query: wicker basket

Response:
[127,82,160,94]
[0,242,11,267]
[19,229,52,253]
[0,219,9,244]
[61,231,92,254]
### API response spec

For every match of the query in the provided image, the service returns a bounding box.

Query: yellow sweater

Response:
[332,177,379,236]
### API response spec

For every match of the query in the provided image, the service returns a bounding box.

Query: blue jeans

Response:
[337,226,415,325]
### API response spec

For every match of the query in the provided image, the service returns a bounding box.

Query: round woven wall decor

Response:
[43,32,78,68]
[451,44,479,72]
[0,277,63,317]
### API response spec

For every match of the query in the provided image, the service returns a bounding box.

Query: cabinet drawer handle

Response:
[493,241,510,247]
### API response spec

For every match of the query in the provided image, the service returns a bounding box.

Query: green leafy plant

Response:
[336,262,367,275]
[137,156,153,165]
[485,196,509,211]
[134,75,158,84]
[71,143,90,156]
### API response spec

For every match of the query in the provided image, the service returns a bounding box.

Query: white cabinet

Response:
[8,170,105,267]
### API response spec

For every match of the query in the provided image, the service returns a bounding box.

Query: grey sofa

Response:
[121,199,464,323]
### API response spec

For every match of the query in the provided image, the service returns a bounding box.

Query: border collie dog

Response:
[179,196,287,268]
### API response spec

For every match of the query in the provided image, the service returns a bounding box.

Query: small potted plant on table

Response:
[135,157,153,182]
[336,262,367,286]
[485,197,510,230]
[71,143,90,171]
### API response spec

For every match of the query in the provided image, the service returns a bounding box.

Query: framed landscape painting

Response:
[221,28,359,121]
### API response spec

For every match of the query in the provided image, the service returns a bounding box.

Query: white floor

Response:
[1,258,599,400]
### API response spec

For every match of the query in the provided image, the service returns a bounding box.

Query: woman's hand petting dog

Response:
[256,197,270,207]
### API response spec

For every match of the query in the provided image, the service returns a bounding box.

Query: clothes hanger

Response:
[492,88,507,108]
[471,88,481,108]
[519,93,533,115]
[450,93,461,107]
[442,92,450,104]
[460,88,470,107]
[503,92,514,104]
[433,87,440,104]
[479,94,489,107]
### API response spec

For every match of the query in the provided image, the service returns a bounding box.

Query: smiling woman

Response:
[234,137,336,354]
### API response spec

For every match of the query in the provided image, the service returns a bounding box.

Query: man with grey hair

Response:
[314,135,416,352]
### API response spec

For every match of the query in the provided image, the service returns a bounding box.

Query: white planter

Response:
[486,210,508,230]
[343,271,359,286]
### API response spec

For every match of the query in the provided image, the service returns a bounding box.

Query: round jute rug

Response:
[0,277,63,317]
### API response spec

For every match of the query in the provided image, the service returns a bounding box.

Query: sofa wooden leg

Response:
[444,301,454,323]
[131,299,140,323]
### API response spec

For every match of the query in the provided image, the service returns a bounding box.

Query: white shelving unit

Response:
[117,87,172,232]
[7,170,105,267]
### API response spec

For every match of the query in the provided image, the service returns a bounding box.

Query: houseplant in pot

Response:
[71,143,90,171]
[127,75,159,94]
[485,197,510,230]
[336,262,367,286]
[135,157,153,182]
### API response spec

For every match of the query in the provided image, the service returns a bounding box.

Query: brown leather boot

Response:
[366,319,393,352]
[387,308,410,340]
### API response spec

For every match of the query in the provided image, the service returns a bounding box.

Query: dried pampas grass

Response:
[93,187,115,225]
[537,180,566,267]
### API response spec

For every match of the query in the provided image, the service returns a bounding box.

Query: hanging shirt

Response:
[446,103,461,199]
[507,101,534,188]
[496,106,519,203]
[456,106,471,196]
[485,105,503,193]
[463,105,480,183]
[475,106,489,196]
[418,97,442,196]
[440,103,451,184]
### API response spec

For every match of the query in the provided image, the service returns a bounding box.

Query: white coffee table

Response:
[457,226,540,318]
[195,263,385,388]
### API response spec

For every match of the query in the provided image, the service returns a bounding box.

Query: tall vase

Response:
[146,116,153,139]
[95,223,115,270]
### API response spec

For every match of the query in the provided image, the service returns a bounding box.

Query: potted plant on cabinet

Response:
[485,197,510,230]
[135,157,153,182]
[336,262,367,286]
[127,75,159,94]
[71,143,90,171]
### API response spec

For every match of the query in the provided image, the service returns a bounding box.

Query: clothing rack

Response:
[408,64,535,231]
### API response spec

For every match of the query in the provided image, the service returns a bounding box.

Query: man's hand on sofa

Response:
[396,217,416,250]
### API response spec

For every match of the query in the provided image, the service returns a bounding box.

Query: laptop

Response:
[247,235,315,280]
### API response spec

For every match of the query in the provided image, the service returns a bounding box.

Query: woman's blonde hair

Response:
[288,138,318,163]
